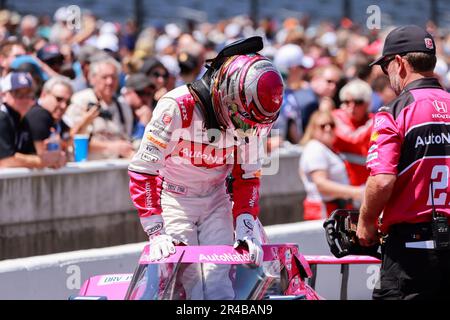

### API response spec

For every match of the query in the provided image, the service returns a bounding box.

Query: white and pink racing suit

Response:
[128,85,264,299]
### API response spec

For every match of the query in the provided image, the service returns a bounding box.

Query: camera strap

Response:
[112,96,126,127]
[93,92,126,127]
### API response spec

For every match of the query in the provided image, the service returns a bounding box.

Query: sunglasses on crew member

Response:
[379,56,396,75]
[379,53,407,75]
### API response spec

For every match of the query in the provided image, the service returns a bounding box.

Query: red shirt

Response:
[333,109,373,186]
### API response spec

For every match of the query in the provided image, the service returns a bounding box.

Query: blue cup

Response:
[73,134,89,162]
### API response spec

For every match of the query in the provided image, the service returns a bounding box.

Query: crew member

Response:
[357,25,450,300]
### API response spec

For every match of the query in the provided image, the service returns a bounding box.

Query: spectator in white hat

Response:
[0,72,66,168]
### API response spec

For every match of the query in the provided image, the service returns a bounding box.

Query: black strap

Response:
[112,96,126,127]
[93,92,126,127]
[187,81,221,131]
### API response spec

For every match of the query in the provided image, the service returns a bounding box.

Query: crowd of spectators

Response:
[0,7,449,219]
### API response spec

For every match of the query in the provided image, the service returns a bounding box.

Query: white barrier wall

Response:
[0,147,306,259]
[0,220,379,300]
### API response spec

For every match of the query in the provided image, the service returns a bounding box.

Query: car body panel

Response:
[76,244,380,300]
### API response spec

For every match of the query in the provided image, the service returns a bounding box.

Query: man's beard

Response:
[389,74,402,96]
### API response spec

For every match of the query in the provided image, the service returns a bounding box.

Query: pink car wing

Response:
[77,245,381,300]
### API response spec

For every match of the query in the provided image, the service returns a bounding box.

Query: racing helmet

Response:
[210,53,284,136]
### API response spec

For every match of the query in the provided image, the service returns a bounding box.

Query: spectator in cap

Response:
[140,57,170,105]
[0,72,65,168]
[159,54,180,91]
[37,43,65,74]
[10,55,50,95]
[120,73,156,144]
[97,32,119,53]
[24,76,73,157]
[274,43,313,84]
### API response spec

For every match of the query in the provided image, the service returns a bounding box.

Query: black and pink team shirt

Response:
[366,78,450,233]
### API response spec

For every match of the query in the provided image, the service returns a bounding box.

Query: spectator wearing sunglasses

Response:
[120,73,156,144]
[0,72,65,168]
[24,76,73,156]
[139,57,170,105]
[299,110,364,220]
[333,79,374,187]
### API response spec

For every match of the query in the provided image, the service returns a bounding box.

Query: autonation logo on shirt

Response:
[415,132,450,148]
[199,253,251,263]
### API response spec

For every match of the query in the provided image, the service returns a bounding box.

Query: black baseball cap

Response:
[370,25,436,67]
[125,73,155,91]
[140,57,165,75]
[37,43,64,63]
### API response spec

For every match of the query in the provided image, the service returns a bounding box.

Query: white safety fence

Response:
[0,220,379,300]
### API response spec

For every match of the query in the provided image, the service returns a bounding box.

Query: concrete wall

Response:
[0,148,306,259]
[0,160,146,259]
[0,221,379,300]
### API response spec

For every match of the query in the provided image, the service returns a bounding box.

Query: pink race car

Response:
[73,243,380,300]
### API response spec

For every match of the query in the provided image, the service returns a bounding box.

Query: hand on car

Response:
[141,215,180,261]
[233,213,264,267]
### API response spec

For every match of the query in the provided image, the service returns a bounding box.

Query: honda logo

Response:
[433,100,448,113]
[424,38,434,50]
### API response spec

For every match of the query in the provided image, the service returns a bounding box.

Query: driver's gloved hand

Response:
[233,213,264,267]
[140,215,179,261]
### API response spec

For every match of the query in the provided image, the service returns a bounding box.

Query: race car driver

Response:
[128,37,284,299]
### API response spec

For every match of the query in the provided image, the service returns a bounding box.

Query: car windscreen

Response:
[124,260,281,300]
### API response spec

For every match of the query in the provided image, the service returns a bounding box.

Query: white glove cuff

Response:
[140,215,165,237]
[235,213,255,239]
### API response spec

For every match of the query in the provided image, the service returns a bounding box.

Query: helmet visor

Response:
[230,110,274,137]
